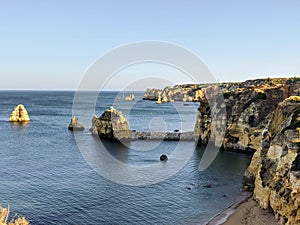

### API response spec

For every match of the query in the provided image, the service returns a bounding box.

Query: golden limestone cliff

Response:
[192,77,300,225]
[245,96,300,225]
[0,205,29,225]
[9,104,30,122]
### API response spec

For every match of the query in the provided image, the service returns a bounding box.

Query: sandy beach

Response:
[206,192,279,225]
[221,197,278,225]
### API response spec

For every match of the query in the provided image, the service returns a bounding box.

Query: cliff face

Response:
[194,78,300,151]
[143,84,208,102]
[192,77,300,225]
[245,96,300,225]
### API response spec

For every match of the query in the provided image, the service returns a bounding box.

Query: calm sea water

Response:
[0,91,251,225]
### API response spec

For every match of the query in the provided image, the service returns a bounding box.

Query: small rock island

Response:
[9,104,30,122]
[91,106,131,141]
[68,117,84,131]
[125,93,135,101]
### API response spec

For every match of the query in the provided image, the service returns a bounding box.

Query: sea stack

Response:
[9,104,30,122]
[125,93,135,101]
[91,106,130,141]
[68,117,84,131]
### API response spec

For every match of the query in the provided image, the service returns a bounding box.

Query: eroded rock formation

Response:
[194,78,299,151]
[9,104,30,122]
[125,93,135,101]
[192,77,300,225]
[244,96,300,225]
[68,117,84,131]
[91,106,130,141]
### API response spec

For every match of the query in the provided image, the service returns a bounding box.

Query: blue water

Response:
[0,91,251,224]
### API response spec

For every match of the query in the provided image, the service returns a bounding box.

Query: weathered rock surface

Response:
[9,104,30,122]
[68,117,84,131]
[194,78,300,151]
[143,85,205,103]
[125,93,135,101]
[244,96,300,225]
[91,106,130,141]
[191,77,300,225]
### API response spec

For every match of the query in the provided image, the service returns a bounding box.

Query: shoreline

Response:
[205,191,279,225]
[205,191,252,225]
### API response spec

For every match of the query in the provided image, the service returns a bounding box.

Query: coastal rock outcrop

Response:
[91,106,130,141]
[68,117,84,131]
[125,93,135,101]
[194,78,300,151]
[9,104,30,122]
[244,96,300,225]
[192,77,300,225]
[143,85,204,103]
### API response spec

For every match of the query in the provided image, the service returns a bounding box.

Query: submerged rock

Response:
[9,104,30,122]
[91,106,130,141]
[68,117,84,131]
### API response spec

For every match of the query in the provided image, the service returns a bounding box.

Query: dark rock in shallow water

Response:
[203,184,212,188]
[68,117,84,131]
[160,154,168,161]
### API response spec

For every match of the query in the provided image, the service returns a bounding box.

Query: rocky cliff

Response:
[143,84,205,102]
[194,78,300,151]
[244,96,300,225]
[192,77,300,225]
[142,79,295,103]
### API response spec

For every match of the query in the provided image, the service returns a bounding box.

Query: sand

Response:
[206,192,279,225]
[221,198,279,225]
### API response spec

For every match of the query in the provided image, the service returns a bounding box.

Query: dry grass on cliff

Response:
[0,205,29,225]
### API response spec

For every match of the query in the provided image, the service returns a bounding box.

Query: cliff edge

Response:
[192,77,300,225]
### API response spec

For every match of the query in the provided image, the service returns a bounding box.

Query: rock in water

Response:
[68,117,84,131]
[125,93,135,101]
[9,104,30,122]
[91,106,130,141]
[160,154,168,161]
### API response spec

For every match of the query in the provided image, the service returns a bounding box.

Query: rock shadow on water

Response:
[99,139,129,164]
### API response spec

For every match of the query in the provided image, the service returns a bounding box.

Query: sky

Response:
[0,0,300,90]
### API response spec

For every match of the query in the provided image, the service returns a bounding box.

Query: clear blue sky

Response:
[0,0,300,90]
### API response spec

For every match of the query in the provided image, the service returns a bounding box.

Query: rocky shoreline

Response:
[143,77,300,224]
[191,77,300,225]
[81,77,300,224]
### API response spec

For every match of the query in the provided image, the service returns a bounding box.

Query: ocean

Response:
[0,91,251,224]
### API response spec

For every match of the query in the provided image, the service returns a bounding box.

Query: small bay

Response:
[0,91,251,225]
